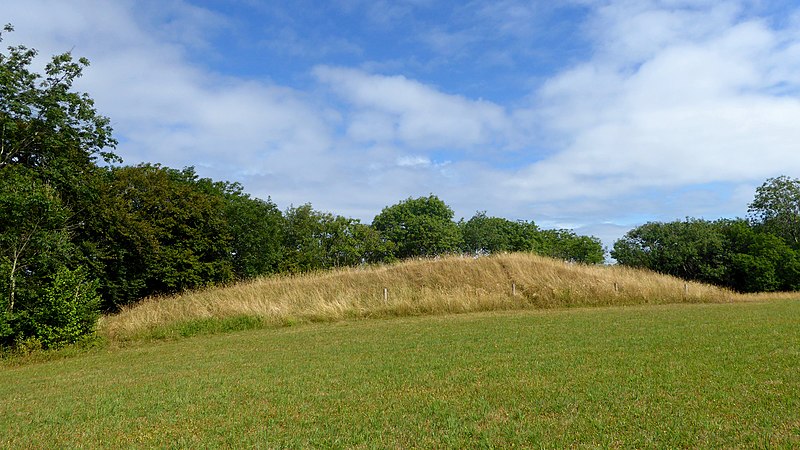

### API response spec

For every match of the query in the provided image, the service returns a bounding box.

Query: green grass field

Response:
[2,299,799,448]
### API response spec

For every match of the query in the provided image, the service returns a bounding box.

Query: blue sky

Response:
[6,0,800,249]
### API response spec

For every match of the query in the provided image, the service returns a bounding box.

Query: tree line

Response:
[612,175,800,293]
[0,27,603,349]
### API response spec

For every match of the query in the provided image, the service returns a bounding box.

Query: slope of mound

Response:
[100,253,732,342]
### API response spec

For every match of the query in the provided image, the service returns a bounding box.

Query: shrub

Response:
[28,267,101,349]
[0,309,13,346]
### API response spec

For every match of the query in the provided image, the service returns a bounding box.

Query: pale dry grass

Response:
[99,253,735,342]
[735,291,800,302]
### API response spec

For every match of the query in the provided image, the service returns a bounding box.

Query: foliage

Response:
[346,220,395,265]
[459,212,603,263]
[612,219,727,284]
[220,185,284,279]
[0,166,71,309]
[460,212,538,254]
[88,164,234,309]
[280,204,329,272]
[0,25,113,346]
[720,220,800,292]
[373,195,462,259]
[748,175,800,248]
[613,217,800,292]
[536,229,605,264]
[26,267,100,349]
[0,168,101,348]
[281,204,392,273]
[317,215,389,268]
[0,24,117,204]
[0,309,12,344]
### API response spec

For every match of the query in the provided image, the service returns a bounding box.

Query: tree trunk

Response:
[8,252,17,313]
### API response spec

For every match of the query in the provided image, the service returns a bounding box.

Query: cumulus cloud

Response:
[314,66,514,150]
[511,1,800,214]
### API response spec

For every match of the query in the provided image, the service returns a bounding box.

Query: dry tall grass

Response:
[100,253,734,341]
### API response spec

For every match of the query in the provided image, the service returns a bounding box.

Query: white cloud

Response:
[586,0,743,65]
[396,155,432,167]
[314,66,514,150]
[511,2,800,211]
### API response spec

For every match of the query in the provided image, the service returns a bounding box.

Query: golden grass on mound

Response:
[736,291,800,302]
[100,253,733,341]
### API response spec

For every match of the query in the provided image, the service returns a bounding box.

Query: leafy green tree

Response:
[25,266,101,348]
[0,23,117,224]
[613,217,800,292]
[280,204,388,272]
[537,229,605,264]
[348,221,394,265]
[719,219,800,292]
[321,216,395,267]
[748,175,800,249]
[0,166,102,347]
[459,212,603,262]
[320,215,364,268]
[513,221,544,252]
[460,212,538,254]
[0,167,71,316]
[220,184,285,279]
[612,219,726,284]
[372,195,462,259]
[0,25,116,171]
[281,204,328,273]
[0,25,113,345]
[89,165,234,308]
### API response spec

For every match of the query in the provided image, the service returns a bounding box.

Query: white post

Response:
[512,282,516,296]
[383,287,388,303]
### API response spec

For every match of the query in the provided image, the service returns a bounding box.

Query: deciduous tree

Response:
[612,219,726,284]
[460,212,536,254]
[90,165,234,308]
[748,175,800,248]
[219,184,284,279]
[373,195,462,259]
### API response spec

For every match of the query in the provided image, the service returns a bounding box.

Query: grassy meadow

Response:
[2,299,799,447]
[2,253,799,447]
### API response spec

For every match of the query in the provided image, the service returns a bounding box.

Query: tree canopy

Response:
[0,24,117,171]
[372,195,463,259]
[460,212,538,255]
[612,216,800,293]
[748,175,800,249]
